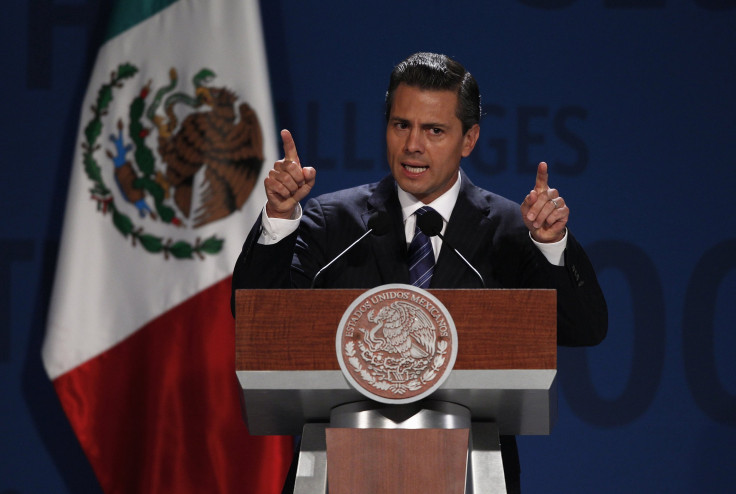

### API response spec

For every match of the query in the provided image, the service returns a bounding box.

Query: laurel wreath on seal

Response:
[81,62,223,260]
[345,340,448,395]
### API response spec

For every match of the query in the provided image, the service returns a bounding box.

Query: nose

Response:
[404,127,424,154]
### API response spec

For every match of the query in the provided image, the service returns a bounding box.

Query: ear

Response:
[461,124,480,158]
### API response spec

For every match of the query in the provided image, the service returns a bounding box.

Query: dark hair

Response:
[385,52,481,134]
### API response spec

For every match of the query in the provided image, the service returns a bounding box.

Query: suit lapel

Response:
[432,171,492,288]
[364,175,411,284]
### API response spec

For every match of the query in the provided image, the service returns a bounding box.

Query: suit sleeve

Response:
[484,200,607,347]
[544,233,608,346]
[230,213,298,316]
[230,198,335,316]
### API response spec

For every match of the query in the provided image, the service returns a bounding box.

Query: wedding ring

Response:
[551,199,560,209]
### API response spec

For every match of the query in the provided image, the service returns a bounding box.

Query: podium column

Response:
[291,401,507,494]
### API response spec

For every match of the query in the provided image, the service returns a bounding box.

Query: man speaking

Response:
[232,51,608,493]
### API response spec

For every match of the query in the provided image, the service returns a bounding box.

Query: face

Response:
[386,84,479,204]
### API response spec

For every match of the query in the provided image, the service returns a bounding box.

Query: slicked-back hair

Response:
[385,52,481,134]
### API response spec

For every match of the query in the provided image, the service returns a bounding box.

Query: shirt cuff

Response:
[257,202,302,245]
[530,229,567,266]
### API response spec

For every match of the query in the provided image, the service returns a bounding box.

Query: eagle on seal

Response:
[366,301,437,359]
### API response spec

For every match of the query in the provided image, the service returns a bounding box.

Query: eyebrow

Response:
[389,116,449,129]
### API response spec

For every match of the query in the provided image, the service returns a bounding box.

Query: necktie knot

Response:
[415,205,431,219]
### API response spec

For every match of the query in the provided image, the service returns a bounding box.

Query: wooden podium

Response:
[235,288,557,493]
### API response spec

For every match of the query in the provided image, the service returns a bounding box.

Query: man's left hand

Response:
[521,162,568,243]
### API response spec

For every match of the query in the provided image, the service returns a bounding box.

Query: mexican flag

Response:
[41,0,292,492]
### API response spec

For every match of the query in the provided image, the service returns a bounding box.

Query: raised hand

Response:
[521,162,568,243]
[264,129,316,219]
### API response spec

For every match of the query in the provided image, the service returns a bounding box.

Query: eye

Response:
[429,127,443,135]
[395,122,409,130]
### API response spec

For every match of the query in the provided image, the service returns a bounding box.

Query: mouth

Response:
[402,163,428,174]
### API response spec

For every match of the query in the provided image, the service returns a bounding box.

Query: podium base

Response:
[291,401,507,494]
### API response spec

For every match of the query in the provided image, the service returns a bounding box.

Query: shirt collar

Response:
[397,171,461,224]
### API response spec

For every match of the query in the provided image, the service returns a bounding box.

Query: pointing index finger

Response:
[535,161,549,192]
[281,129,300,164]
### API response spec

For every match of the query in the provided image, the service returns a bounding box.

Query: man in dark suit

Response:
[232,52,607,493]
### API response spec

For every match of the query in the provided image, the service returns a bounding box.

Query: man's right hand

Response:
[264,129,316,219]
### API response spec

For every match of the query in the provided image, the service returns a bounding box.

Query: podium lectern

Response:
[235,289,557,493]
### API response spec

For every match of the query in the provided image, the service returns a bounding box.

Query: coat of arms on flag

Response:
[84,63,264,259]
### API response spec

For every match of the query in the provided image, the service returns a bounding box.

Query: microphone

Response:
[310,211,390,288]
[416,209,486,288]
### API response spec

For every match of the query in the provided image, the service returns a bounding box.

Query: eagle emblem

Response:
[81,63,264,259]
[336,285,458,404]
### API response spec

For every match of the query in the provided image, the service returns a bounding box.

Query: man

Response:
[232,52,607,493]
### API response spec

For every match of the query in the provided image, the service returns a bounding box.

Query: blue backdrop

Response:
[2,1,734,492]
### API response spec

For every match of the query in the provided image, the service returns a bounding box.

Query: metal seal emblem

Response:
[336,284,458,404]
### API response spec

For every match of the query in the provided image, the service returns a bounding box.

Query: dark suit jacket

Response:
[232,170,607,346]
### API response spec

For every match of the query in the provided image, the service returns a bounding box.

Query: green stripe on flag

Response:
[106,0,179,40]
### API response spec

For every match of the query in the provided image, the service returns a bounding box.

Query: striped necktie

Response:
[408,206,435,288]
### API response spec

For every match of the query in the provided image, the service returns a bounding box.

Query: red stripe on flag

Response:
[53,277,292,493]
